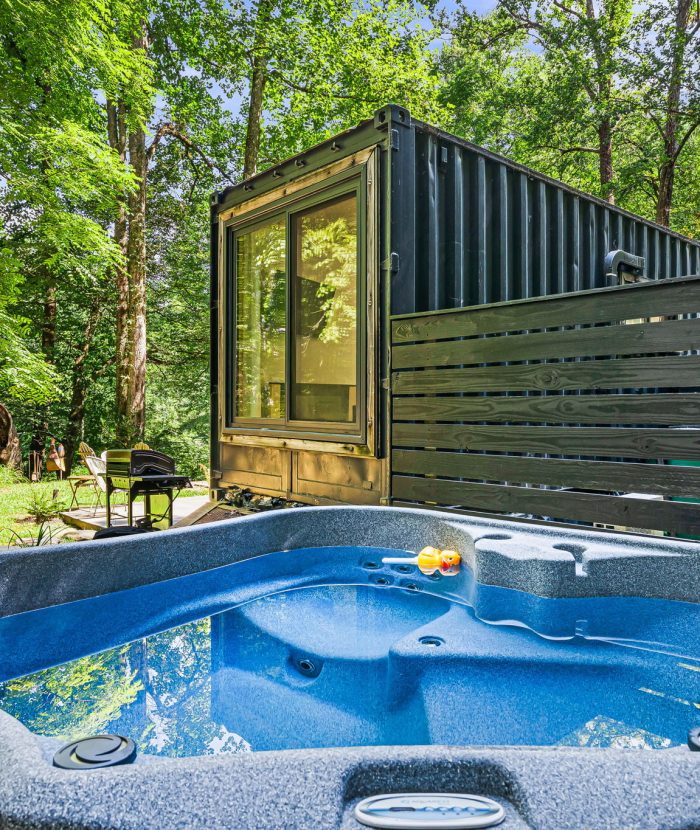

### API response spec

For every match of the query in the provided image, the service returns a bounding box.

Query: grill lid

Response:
[105,448,176,476]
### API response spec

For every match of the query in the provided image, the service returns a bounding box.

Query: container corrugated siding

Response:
[395,122,700,314]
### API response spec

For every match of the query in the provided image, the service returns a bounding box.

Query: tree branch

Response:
[94,356,116,378]
[268,70,372,102]
[674,118,700,159]
[537,144,602,154]
[146,123,235,182]
[645,110,667,142]
[552,0,588,25]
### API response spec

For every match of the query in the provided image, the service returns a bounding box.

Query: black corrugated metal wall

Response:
[395,123,700,315]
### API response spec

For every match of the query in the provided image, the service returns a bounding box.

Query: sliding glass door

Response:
[230,180,362,436]
[291,193,358,423]
[234,216,286,420]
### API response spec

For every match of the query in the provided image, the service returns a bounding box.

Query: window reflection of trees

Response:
[235,219,286,419]
[0,618,249,758]
[232,193,359,424]
[293,194,358,423]
[297,209,357,348]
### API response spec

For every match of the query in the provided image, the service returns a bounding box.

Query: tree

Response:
[494,0,635,204]
[438,8,532,152]
[0,403,21,468]
[201,0,443,178]
[0,0,146,466]
[107,0,237,445]
[0,240,57,407]
[107,10,153,446]
[628,0,700,226]
[439,0,700,235]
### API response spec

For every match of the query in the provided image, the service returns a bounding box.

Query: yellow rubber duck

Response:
[382,546,461,576]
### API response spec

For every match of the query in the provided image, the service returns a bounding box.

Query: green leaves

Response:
[1,0,696,471]
[440,0,700,232]
[0,238,58,404]
[1,645,144,740]
[0,315,59,404]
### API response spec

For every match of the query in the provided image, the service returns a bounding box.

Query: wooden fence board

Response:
[392,355,700,395]
[391,275,700,343]
[392,449,700,498]
[392,317,700,369]
[391,424,700,460]
[392,393,700,425]
[392,475,700,536]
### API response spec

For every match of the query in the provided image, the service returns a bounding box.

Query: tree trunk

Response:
[0,404,21,469]
[655,0,693,227]
[656,162,675,228]
[41,283,57,360]
[243,0,274,178]
[598,119,615,204]
[63,297,102,475]
[30,279,57,458]
[63,383,87,477]
[111,22,149,448]
[127,119,148,445]
[108,99,131,445]
[243,57,267,178]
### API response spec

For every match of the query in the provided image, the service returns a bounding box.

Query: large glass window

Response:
[234,216,286,419]
[291,193,358,423]
[230,185,361,433]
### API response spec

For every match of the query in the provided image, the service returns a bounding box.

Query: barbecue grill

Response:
[105,449,190,529]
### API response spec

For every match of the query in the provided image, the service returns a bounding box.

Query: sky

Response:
[439,0,496,12]
[203,0,498,121]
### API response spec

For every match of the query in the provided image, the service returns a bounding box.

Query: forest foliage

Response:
[0,0,698,476]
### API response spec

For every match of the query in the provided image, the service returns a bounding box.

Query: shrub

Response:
[25,488,64,524]
[147,431,208,480]
[7,521,58,547]
[0,465,25,488]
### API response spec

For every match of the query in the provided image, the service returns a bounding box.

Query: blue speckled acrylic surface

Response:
[0,546,698,757]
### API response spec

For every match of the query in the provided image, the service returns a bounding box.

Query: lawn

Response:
[0,468,207,546]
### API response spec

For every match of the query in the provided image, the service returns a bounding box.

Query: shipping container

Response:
[209,104,700,506]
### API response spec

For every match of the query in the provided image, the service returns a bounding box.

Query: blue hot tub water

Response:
[0,545,698,757]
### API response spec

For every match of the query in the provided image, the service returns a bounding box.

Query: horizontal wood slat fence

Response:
[390,275,700,537]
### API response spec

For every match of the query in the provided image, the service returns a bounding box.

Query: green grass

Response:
[0,468,207,546]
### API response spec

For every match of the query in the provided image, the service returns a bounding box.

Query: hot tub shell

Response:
[0,506,699,828]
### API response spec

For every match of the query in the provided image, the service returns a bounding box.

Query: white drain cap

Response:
[354,793,505,829]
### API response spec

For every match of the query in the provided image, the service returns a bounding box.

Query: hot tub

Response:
[0,506,699,829]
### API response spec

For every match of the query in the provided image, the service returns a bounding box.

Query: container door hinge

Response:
[382,252,399,273]
[390,128,400,150]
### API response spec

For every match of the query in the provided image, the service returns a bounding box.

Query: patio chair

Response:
[67,442,99,510]
[78,454,129,519]
[78,441,95,460]
[83,455,108,514]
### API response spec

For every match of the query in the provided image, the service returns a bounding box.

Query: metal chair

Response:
[83,455,108,514]
[67,443,99,510]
